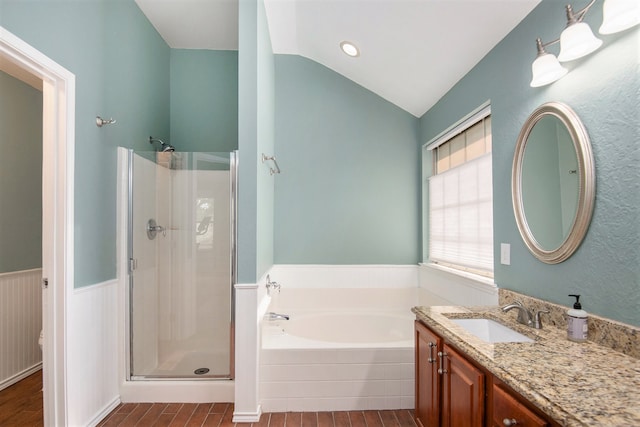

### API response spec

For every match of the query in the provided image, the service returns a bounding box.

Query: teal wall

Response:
[273,55,420,264]
[420,0,639,325]
[170,49,238,152]
[237,0,275,283]
[0,71,42,273]
[0,0,171,287]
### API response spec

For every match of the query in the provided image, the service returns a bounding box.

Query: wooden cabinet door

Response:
[415,321,441,427]
[441,343,485,427]
[491,382,550,427]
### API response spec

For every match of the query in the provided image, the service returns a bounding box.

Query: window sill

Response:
[419,262,497,290]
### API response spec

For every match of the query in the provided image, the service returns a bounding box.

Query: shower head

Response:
[160,143,175,152]
[149,136,175,152]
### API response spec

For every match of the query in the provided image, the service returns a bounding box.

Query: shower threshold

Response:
[130,374,232,381]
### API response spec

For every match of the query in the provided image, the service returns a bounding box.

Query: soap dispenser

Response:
[567,294,588,342]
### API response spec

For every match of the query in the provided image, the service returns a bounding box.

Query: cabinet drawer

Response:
[492,383,549,427]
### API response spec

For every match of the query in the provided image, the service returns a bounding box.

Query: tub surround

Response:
[261,345,414,411]
[412,294,640,426]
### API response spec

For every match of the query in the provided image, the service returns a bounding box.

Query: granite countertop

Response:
[412,305,640,427]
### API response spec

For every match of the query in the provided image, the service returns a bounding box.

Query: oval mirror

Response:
[512,102,595,264]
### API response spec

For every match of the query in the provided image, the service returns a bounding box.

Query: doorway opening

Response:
[0,25,75,426]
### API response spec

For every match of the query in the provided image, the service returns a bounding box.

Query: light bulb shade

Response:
[530,53,569,87]
[558,22,603,62]
[599,0,640,34]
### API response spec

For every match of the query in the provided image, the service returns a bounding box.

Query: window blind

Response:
[425,104,491,152]
[428,153,493,273]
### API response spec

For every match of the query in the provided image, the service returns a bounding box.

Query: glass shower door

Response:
[128,150,235,379]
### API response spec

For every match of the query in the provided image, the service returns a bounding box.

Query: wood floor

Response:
[0,370,417,427]
[98,403,418,427]
[0,370,43,426]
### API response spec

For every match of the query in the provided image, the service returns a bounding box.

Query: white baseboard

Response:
[87,397,121,427]
[0,363,42,391]
[233,406,262,423]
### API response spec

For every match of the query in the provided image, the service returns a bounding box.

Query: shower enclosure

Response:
[126,149,236,380]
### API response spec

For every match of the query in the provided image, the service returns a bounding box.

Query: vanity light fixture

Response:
[530,38,568,87]
[557,3,602,62]
[340,41,360,57]
[530,0,640,87]
[599,0,640,34]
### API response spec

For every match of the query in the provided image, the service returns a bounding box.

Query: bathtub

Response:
[260,287,447,412]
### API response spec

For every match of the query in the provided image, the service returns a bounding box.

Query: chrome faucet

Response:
[265,312,290,321]
[265,274,281,296]
[501,301,533,327]
[501,301,549,329]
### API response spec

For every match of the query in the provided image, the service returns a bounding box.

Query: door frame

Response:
[0,26,75,426]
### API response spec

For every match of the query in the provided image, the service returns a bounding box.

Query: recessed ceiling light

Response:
[340,41,360,57]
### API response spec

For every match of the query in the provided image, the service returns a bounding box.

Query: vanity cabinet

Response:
[415,320,484,427]
[415,320,441,427]
[415,320,557,427]
[490,379,550,427]
[442,343,485,426]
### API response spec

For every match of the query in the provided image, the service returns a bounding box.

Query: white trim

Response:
[0,267,43,278]
[86,397,121,427]
[234,282,259,289]
[232,408,262,423]
[424,101,491,151]
[0,25,75,427]
[72,279,117,294]
[0,364,42,391]
[234,284,260,421]
[421,262,496,288]
[116,147,130,390]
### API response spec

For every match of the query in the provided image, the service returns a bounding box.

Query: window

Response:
[425,105,493,278]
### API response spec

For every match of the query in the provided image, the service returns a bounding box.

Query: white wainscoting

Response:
[0,268,42,390]
[67,279,120,427]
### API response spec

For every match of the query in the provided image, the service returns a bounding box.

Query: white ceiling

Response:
[135,0,540,117]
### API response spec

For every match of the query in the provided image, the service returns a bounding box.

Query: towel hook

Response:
[96,116,116,127]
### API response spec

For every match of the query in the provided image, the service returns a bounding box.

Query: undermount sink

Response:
[450,318,534,343]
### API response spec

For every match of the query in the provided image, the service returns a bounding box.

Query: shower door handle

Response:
[129,258,138,273]
[147,219,166,239]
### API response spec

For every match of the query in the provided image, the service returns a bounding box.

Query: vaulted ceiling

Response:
[135,0,540,117]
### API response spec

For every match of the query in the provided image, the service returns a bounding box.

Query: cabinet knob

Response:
[503,418,518,426]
